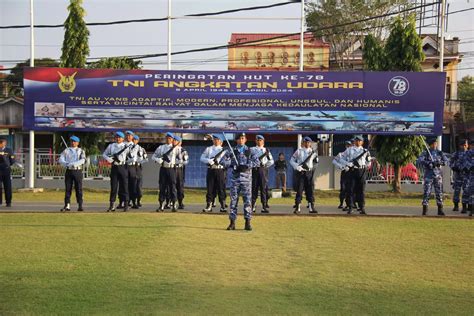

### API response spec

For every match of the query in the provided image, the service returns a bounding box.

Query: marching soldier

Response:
[133,135,148,208]
[201,134,227,213]
[338,135,371,215]
[449,139,469,213]
[58,136,86,212]
[290,136,319,214]
[174,135,189,209]
[102,131,131,212]
[124,131,141,209]
[152,132,178,212]
[222,133,259,231]
[416,137,449,216]
[332,140,353,210]
[466,140,474,216]
[251,135,274,213]
[0,138,17,207]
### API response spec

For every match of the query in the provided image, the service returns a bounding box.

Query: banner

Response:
[24,67,445,135]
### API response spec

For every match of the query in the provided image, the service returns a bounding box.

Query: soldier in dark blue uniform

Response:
[58,136,86,212]
[222,133,259,231]
[416,137,449,216]
[467,140,474,217]
[449,139,469,213]
[0,138,16,207]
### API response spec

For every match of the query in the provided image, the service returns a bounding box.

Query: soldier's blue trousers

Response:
[452,171,469,204]
[422,172,443,206]
[229,170,252,221]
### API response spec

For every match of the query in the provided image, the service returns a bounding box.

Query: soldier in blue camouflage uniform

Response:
[416,137,449,216]
[449,139,469,213]
[222,133,259,231]
[467,140,474,217]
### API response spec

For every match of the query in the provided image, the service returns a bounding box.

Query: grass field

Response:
[1,213,473,315]
[12,188,440,206]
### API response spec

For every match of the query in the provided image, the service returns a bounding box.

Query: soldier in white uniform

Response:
[338,135,371,215]
[152,132,178,212]
[250,135,274,213]
[102,131,131,212]
[290,136,319,214]
[174,135,189,209]
[332,140,353,210]
[133,135,148,208]
[58,135,86,212]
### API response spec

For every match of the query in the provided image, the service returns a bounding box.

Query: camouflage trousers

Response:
[452,171,470,204]
[422,172,443,206]
[229,170,252,221]
[468,172,474,205]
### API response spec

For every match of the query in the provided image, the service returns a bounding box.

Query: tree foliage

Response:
[88,57,142,70]
[306,0,409,69]
[60,0,89,68]
[458,75,474,120]
[362,15,426,192]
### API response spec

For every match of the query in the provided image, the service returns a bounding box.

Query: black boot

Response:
[244,218,252,231]
[116,202,124,209]
[60,203,71,212]
[219,202,227,213]
[202,202,212,212]
[347,207,353,215]
[452,202,459,212]
[251,203,256,213]
[359,208,367,215]
[293,203,301,214]
[309,202,317,214]
[338,203,343,209]
[212,199,217,208]
[461,203,467,214]
[437,204,445,216]
[227,219,235,230]
[123,201,129,212]
[107,202,115,212]
[131,200,139,209]
[164,200,170,209]
[77,203,84,212]
[422,205,428,216]
[156,201,164,212]
[137,198,142,208]
[261,206,270,214]
[178,200,184,209]
[469,204,473,217]
[171,202,177,212]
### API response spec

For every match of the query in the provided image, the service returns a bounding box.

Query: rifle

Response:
[109,143,131,164]
[160,144,176,164]
[299,150,316,171]
[60,136,69,149]
[421,137,442,169]
[352,149,369,169]
[222,132,239,168]
[210,148,227,166]
[258,149,270,162]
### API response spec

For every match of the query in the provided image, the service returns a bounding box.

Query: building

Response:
[228,33,330,71]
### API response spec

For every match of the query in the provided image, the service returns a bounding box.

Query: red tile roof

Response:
[229,33,329,47]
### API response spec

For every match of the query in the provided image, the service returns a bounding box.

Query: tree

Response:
[363,34,385,71]
[5,58,59,96]
[458,75,474,121]
[306,0,409,69]
[60,0,89,68]
[363,15,426,193]
[88,57,142,70]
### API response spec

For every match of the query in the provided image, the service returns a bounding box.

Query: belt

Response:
[127,162,139,166]
[113,162,126,166]
[162,162,175,168]
[209,165,224,169]
[67,167,82,170]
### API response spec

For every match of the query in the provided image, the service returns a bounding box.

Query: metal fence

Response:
[366,159,425,184]
[86,155,112,178]
[36,153,113,179]
[11,153,26,178]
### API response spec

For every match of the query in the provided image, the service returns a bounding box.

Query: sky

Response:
[1,0,473,80]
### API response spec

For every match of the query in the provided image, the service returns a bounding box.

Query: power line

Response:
[0,1,301,29]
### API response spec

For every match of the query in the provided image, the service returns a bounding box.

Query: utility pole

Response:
[167,0,172,70]
[438,0,446,151]
[297,0,304,149]
[28,0,35,189]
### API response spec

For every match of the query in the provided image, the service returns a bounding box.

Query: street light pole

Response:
[28,0,35,189]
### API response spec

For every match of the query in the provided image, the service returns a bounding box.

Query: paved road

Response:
[0,202,471,218]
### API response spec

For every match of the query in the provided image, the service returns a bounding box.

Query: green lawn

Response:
[13,188,439,206]
[0,214,472,315]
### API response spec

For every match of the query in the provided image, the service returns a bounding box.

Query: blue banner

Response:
[24,67,446,135]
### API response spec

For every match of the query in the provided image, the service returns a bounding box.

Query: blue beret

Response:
[125,130,134,135]
[70,136,80,143]
[173,135,182,142]
[353,135,364,141]
[345,140,352,145]
[133,135,139,140]
[212,134,223,141]
[303,136,312,142]
[427,137,438,145]
[236,132,246,139]
[166,132,174,138]
[256,135,264,140]
[115,131,125,138]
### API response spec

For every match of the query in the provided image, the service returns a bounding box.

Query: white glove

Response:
[106,158,114,164]
[156,158,163,164]
[346,162,354,168]
[208,159,215,165]
[344,166,350,172]
[296,166,304,172]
